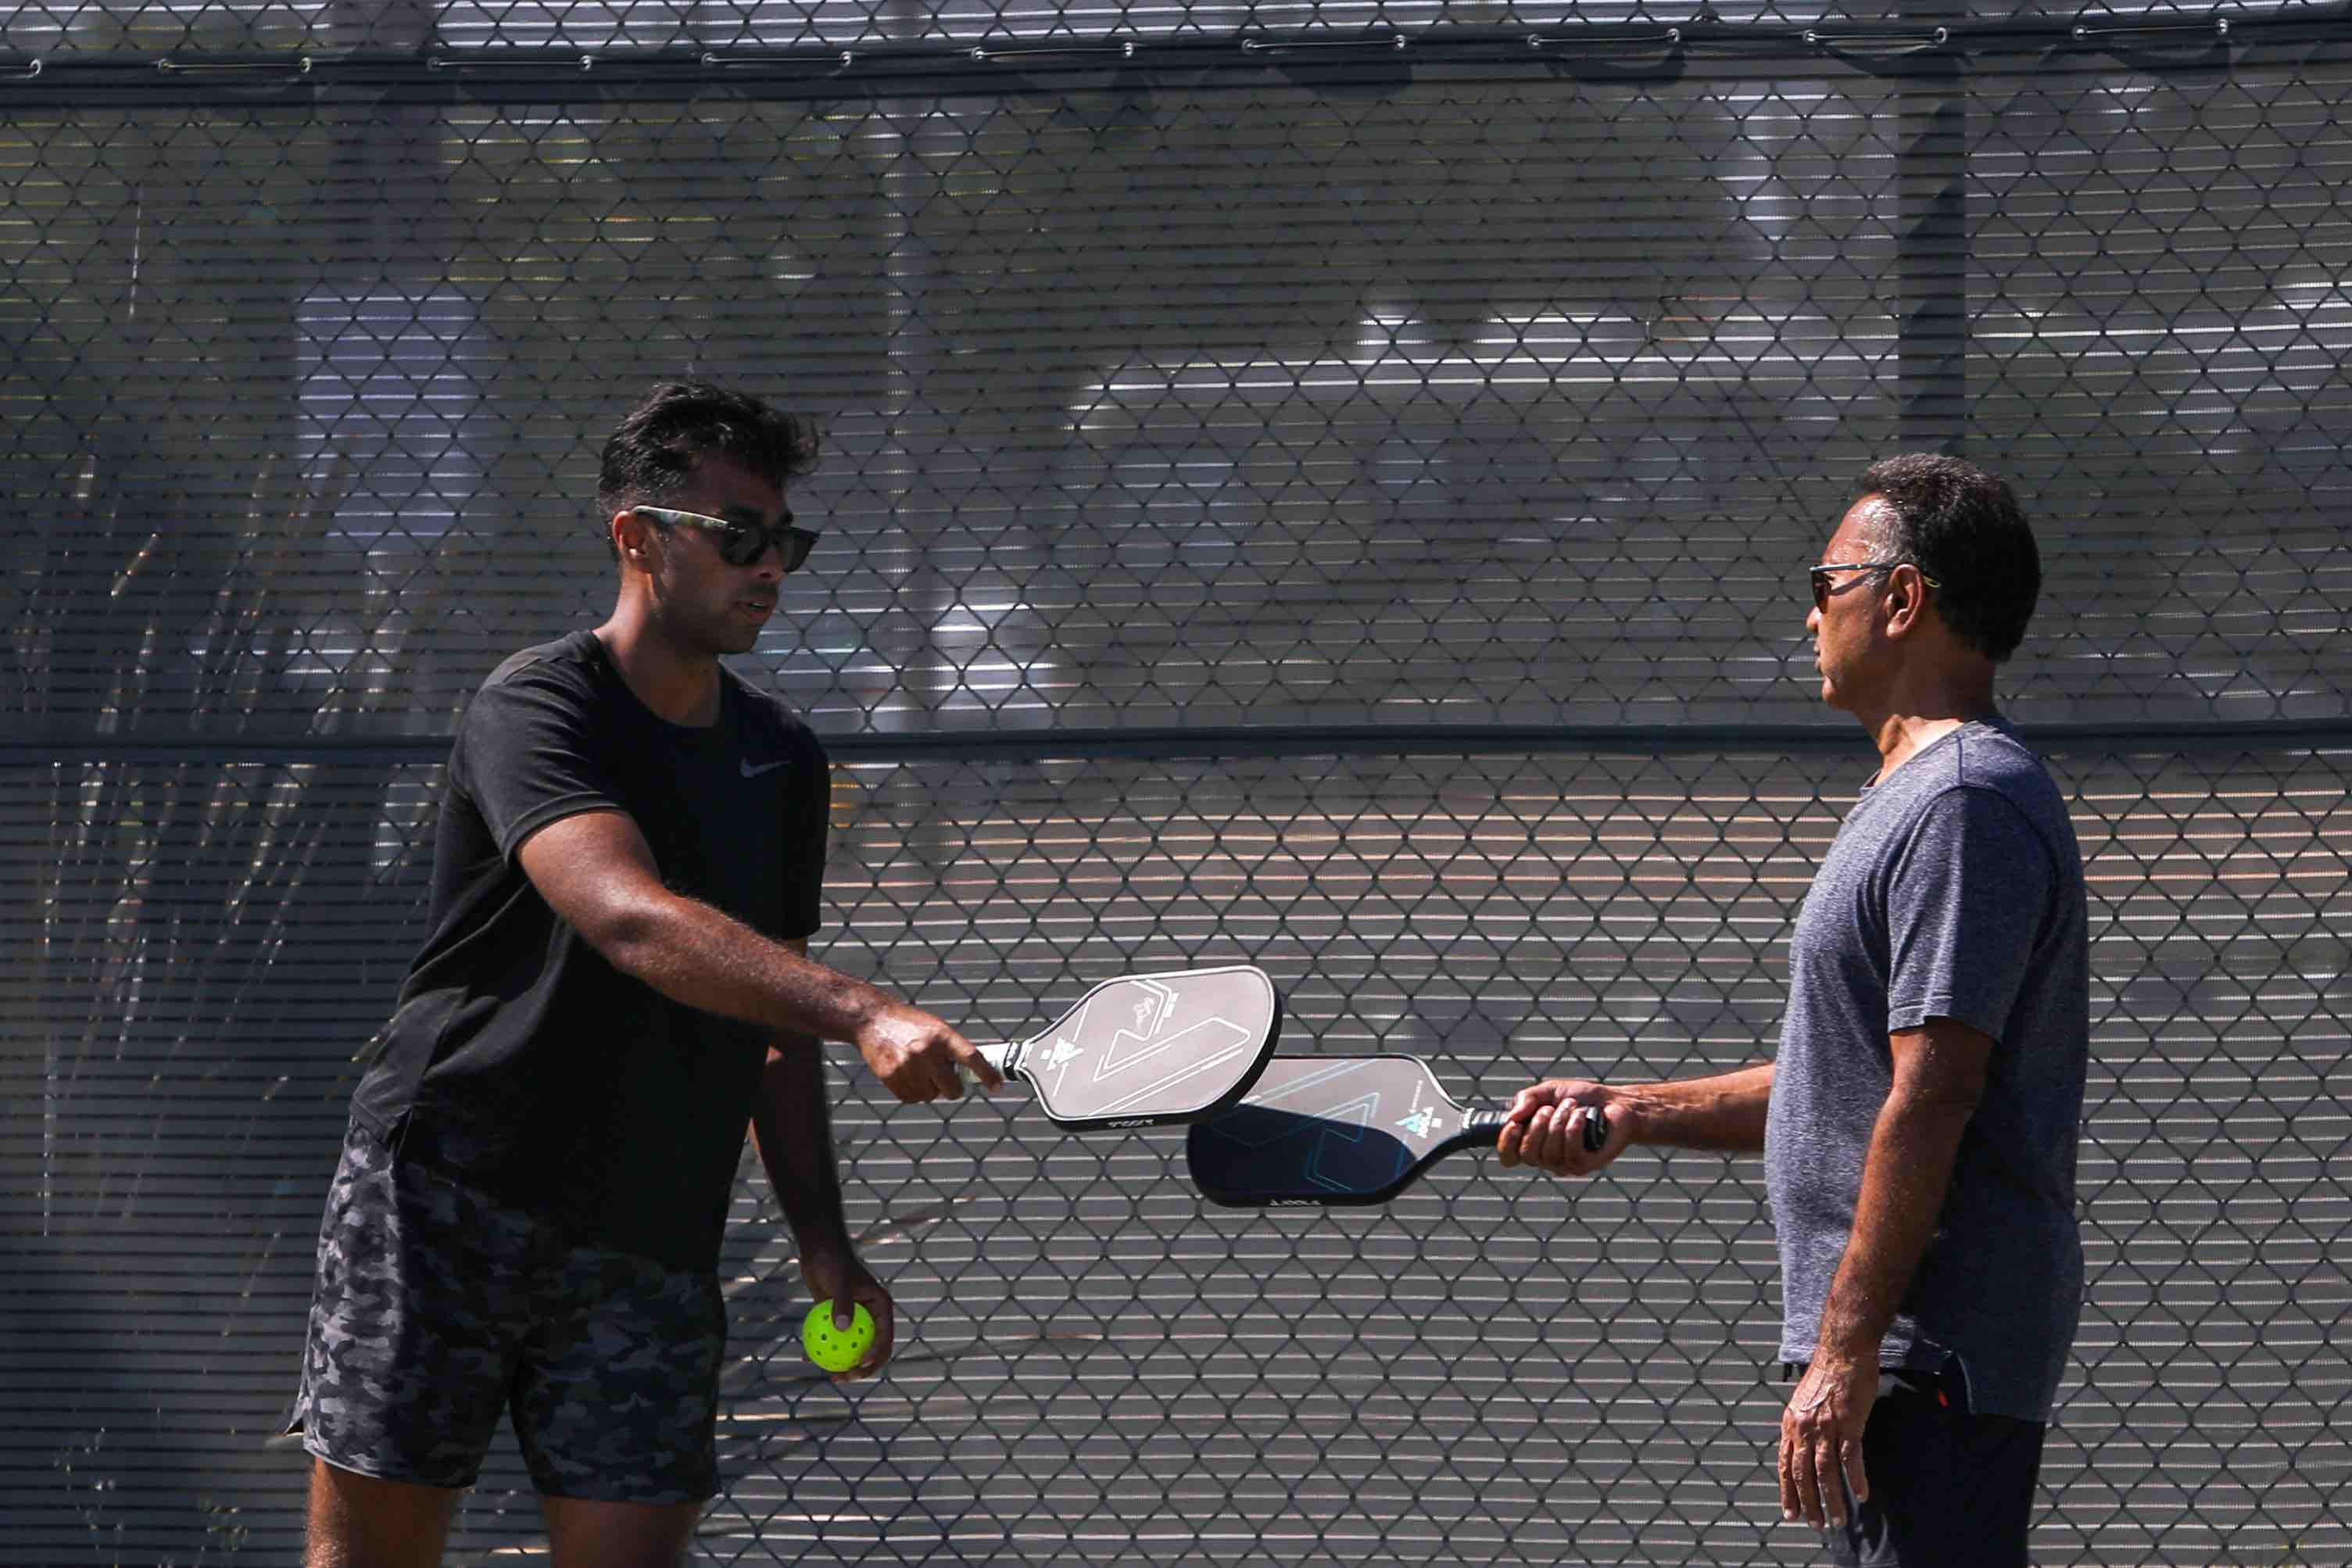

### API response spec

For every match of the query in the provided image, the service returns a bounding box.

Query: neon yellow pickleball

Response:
[801,1301,876,1373]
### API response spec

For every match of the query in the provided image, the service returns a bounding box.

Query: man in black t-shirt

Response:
[288,382,1004,1567]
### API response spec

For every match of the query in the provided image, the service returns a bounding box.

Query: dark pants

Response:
[1800,1363,2048,1568]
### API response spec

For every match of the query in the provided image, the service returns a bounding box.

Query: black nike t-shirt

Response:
[348,629,830,1271]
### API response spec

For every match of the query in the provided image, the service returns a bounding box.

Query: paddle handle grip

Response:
[954,1040,1015,1089]
[1584,1105,1611,1151]
[1470,1103,1612,1151]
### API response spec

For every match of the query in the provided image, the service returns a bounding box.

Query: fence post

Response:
[1896,8,1967,451]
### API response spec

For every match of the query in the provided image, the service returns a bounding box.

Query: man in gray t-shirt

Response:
[1498,454,2089,1568]
[1772,719,2088,1423]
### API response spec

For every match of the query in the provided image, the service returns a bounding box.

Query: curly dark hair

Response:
[1854,453,2041,662]
[594,382,821,555]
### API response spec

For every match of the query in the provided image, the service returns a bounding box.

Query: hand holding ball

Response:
[802,1300,876,1373]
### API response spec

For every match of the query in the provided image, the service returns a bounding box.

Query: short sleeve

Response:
[1885,786,2057,1042]
[452,663,631,858]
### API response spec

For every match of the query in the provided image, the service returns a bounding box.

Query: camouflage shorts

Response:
[287,1120,725,1503]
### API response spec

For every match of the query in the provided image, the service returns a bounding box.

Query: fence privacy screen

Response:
[2,2,2347,1564]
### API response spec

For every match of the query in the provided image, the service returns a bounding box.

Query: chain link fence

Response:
[3,3,2347,1563]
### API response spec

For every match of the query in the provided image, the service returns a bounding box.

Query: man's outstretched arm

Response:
[1496,1061,1776,1174]
[517,809,1001,1101]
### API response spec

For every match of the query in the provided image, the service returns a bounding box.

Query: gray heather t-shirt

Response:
[1765,719,2089,1420]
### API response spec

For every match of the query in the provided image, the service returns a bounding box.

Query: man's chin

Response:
[679,626,764,660]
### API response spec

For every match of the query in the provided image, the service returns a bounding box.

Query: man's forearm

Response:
[599,891,891,1043]
[1812,1086,1974,1364]
[1619,1062,1776,1152]
[750,1037,856,1256]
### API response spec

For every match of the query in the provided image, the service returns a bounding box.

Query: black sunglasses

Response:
[634,505,819,572]
[1809,560,1940,613]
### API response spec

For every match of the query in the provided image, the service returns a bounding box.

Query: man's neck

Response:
[1862,714,1978,781]
[594,606,723,728]
[1855,674,1999,782]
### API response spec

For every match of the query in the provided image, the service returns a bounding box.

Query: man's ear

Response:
[1881,564,1931,639]
[611,507,650,567]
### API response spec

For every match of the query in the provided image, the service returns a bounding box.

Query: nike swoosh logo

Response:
[740,758,792,779]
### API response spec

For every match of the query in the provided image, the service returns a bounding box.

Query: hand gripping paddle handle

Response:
[960,1040,1015,1085]
[1473,1102,1611,1151]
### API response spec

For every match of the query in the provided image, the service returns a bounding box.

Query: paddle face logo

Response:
[1038,1036,1084,1072]
[1395,1107,1445,1139]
